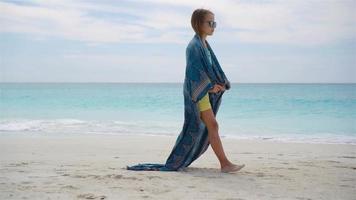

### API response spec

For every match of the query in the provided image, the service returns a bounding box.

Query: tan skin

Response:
[198,13,245,173]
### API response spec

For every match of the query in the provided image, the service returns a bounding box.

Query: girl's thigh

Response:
[200,109,218,130]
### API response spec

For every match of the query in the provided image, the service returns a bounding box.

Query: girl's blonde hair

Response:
[191,8,214,35]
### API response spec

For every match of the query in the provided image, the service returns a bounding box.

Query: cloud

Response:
[0,1,147,43]
[0,0,355,45]
[223,1,356,45]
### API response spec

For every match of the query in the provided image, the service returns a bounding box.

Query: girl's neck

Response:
[200,34,208,48]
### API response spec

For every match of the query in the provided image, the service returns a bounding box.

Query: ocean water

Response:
[0,83,355,144]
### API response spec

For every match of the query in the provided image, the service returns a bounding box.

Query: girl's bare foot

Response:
[221,163,245,173]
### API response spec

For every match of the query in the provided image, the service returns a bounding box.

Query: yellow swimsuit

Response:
[198,46,213,112]
[198,92,211,111]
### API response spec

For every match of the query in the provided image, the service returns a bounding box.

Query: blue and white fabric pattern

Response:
[126,33,231,171]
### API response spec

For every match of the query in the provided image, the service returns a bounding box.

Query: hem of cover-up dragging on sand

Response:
[126,163,187,171]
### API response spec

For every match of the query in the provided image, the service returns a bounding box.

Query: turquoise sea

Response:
[0,83,355,144]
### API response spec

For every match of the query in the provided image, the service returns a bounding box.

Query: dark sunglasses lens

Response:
[210,22,213,27]
[209,21,216,28]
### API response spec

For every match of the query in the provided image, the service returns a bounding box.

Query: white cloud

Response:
[0,0,355,45]
[222,1,356,45]
[0,1,147,43]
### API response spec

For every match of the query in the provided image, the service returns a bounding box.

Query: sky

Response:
[0,0,355,83]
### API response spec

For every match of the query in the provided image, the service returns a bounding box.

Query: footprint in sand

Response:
[240,152,254,154]
[256,172,265,177]
[104,174,143,181]
[334,165,356,170]
[77,193,106,199]
[7,162,29,167]
[73,175,87,178]
[61,185,79,190]
[66,173,142,181]
[297,161,314,167]
[339,156,356,159]
[146,175,162,180]
[105,174,123,179]
[296,197,312,200]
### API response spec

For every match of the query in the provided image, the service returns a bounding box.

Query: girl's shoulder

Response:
[186,40,200,56]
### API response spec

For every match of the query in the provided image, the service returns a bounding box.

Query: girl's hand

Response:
[208,84,225,93]
[218,83,226,92]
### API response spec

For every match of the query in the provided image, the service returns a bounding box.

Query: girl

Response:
[126,8,245,173]
[191,8,245,173]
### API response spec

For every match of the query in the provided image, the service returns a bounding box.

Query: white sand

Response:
[0,133,355,200]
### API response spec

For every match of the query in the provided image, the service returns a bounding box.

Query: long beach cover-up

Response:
[126,33,231,171]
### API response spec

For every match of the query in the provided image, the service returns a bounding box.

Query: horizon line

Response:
[0,82,355,84]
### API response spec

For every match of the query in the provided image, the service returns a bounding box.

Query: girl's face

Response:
[201,13,215,36]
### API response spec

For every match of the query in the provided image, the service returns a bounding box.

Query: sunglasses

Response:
[205,20,217,28]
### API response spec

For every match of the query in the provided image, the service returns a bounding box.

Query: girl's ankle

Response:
[220,160,232,168]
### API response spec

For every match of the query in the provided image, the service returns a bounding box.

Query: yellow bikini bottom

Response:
[198,92,212,112]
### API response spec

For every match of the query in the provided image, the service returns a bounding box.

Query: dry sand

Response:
[0,133,355,199]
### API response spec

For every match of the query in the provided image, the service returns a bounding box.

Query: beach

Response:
[2,0,356,199]
[1,133,355,200]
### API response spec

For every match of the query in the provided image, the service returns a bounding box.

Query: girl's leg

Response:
[199,108,230,167]
[200,109,245,172]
